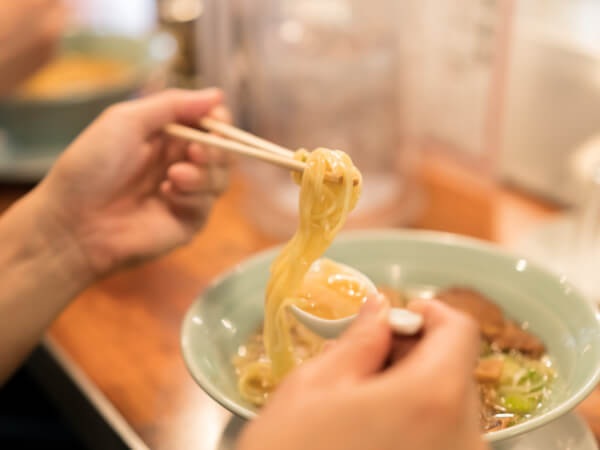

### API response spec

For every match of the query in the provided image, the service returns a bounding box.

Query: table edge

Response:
[40,336,150,450]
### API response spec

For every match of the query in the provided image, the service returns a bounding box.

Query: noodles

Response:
[235,147,362,404]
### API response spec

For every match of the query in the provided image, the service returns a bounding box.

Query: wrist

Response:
[7,187,98,293]
[0,185,98,382]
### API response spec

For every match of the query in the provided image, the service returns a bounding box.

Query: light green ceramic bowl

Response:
[0,29,175,153]
[181,230,600,444]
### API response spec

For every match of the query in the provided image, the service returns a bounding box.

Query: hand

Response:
[33,88,231,279]
[238,296,487,450]
[0,0,67,97]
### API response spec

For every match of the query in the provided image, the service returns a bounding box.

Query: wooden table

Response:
[1,169,600,450]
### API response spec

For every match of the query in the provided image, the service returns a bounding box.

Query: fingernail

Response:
[358,293,388,323]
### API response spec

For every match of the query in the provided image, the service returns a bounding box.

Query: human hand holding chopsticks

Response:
[164,117,360,186]
[0,88,231,383]
[35,88,231,279]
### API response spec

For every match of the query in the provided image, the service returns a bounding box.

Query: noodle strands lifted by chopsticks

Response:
[236,148,362,402]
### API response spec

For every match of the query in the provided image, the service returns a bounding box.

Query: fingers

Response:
[110,88,223,134]
[307,294,392,382]
[160,181,215,225]
[202,104,235,164]
[388,299,480,377]
[161,152,227,227]
[164,135,188,168]
[187,142,232,167]
[388,335,420,365]
[208,104,233,124]
[166,162,229,194]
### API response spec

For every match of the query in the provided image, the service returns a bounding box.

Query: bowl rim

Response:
[181,228,600,442]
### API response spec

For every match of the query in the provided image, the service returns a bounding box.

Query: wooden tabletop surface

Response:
[1,165,600,450]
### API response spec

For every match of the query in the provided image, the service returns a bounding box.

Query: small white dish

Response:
[287,259,424,339]
[289,304,423,339]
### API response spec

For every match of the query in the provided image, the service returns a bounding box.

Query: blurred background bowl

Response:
[0,29,176,155]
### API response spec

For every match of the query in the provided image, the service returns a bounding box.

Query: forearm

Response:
[0,189,94,383]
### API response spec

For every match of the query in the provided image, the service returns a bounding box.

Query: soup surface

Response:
[16,53,134,100]
[233,286,556,432]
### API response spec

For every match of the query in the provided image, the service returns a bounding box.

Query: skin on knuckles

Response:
[185,143,230,193]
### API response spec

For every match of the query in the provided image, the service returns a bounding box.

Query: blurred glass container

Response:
[515,135,600,306]
[198,0,514,238]
[199,0,424,237]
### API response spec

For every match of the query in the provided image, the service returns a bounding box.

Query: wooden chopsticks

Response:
[163,120,357,185]
[164,123,307,173]
[199,117,293,159]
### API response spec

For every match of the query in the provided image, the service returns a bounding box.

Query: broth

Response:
[233,286,556,432]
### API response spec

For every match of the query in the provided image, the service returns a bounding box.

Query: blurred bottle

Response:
[199,0,423,237]
[157,0,203,88]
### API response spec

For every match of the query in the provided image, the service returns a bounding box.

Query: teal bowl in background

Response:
[0,29,175,154]
[181,229,600,445]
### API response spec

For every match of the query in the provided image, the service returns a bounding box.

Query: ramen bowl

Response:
[181,230,600,446]
[0,29,175,154]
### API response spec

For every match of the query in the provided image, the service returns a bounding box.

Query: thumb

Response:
[115,88,223,134]
[312,294,392,381]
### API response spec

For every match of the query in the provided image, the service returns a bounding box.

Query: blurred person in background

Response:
[0,0,67,97]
